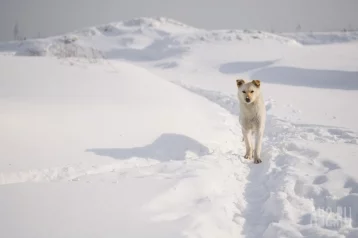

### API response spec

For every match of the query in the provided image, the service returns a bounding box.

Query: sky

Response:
[0,0,357,41]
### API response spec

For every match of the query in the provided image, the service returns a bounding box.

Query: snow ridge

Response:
[0,17,299,59]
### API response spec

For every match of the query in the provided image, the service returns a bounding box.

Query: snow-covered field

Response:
[1,17,358,238]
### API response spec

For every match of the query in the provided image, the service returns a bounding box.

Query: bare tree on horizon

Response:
[13,22,19,40]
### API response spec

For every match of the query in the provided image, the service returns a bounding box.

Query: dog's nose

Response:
[245,97,250,103]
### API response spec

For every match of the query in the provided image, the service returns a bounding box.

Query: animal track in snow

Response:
[171,85,358,237]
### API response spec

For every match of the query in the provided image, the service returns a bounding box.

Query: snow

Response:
[1,17,358,238]
[282,31,358,45]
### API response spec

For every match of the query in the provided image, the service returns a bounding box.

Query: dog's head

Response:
[236,79,261,104]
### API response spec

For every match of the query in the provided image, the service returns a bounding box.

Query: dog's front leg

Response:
[243,129,252,160]
[253,130,264,164]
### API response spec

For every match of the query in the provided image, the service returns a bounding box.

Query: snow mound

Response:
[0,17,299,60]
[0,55,245,238]
[121,17,193,30]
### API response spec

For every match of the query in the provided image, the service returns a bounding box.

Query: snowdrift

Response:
[1,17,358,238]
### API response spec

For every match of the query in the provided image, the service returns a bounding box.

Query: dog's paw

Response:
[244,153,252,160]
[254,158,262,164]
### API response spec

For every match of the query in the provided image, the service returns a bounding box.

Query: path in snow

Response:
[176,83,358,237]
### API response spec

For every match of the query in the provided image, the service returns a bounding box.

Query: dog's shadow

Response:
[86,133,210,162]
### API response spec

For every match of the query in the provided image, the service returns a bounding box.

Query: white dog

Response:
[236,79,266,164]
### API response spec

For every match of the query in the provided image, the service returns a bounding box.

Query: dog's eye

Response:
[251,91,254,93]
[242,91,246,94]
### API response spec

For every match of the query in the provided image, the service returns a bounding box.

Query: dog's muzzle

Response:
[245,97,250,103]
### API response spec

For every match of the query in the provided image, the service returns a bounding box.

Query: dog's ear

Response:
[252,80,261,88]
[236,79,245,87]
